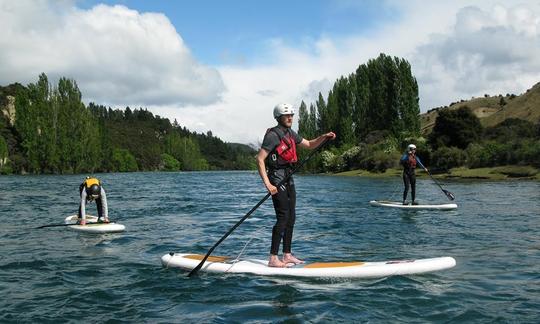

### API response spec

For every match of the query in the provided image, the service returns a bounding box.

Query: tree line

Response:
[0,73,256,174]
[297,53,421,172]
[3,54,537,176]
[295,53,539,173]
[424,107,540,171]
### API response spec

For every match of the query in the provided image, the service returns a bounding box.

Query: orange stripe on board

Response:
[304,262,364,268]
[184,254,229,262]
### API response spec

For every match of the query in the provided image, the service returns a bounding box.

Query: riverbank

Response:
[335,165,540,180]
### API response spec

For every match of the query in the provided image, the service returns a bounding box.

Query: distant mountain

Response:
[421,82,540,135]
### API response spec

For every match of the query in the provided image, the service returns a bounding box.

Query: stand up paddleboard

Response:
[64,215,125,233]
[162,253,456,278]
[370,200,458,210]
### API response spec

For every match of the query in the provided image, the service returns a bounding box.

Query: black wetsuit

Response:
[400,153,425,203]
[261,126,303,255]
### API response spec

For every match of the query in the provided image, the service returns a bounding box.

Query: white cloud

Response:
[2,1,539,144]
[157,1,540,144]
[413,3,540,109]
[0,0,224,106]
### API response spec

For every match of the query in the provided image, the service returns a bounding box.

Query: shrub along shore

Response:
[335,165,540,181]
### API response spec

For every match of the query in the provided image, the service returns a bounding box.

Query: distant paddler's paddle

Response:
[425,169,455,201]
[36,221,104,229]
[188,137,332,277]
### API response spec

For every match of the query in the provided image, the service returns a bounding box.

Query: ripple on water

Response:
[0,173,539,322]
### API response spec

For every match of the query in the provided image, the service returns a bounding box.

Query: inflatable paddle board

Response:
[161,253,456,278]
[64,215,125,233]
[370,200,458,210]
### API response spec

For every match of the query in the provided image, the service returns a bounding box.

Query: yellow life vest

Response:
[84,177,100,188]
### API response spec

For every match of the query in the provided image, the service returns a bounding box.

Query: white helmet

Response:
[273,103,295,119]
[407,144,417,152]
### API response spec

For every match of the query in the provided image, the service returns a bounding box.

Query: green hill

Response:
[421,82,540,135]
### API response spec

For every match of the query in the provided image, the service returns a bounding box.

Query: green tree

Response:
[308,103,318,137]
[160,153,181,171]
[0,135,9,173]
[316,92,330,132]
[14,83,36,172]
[428,106,482,150]
[334,76,355,146]
[112,148,138,172]
[20,73,58,173]
[164,132,208,171]
[397,58,420,136]
[354,65,370,140]
[55,77,101,173]
[431,146,466,171]
[298,101,311,138]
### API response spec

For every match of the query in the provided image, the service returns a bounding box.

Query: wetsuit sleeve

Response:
[80,190,87,221]
[100,187,108,218]
[261,131,279,152]
[416,156,426,169]
[290,129,303,144]
[400,154,408,167]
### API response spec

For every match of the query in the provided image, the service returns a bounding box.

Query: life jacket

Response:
[408,154,417,168]
[266,126,298,169]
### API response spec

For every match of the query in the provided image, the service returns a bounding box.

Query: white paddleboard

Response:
[64,215,125,233]
[370,200,458,210]
[161,253,456,278]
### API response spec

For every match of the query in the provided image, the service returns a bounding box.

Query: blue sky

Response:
[78,0,400,65]
[1,1,540,143]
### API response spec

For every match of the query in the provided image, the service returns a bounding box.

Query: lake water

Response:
[0,171,539,322]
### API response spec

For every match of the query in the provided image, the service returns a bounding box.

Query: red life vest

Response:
[408,154,417,168]
[266,127,297,168]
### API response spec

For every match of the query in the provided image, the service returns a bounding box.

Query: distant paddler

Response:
[78,176,109,225]
[400,144,428,205]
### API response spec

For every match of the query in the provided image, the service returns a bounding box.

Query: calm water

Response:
[0,171,539,323]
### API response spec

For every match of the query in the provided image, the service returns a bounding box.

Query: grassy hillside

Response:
[421,82,540,135]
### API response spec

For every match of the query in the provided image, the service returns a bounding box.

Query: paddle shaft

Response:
[36,221,102,229]
[425,169,455,200]
[188,137,331,277]
[36,218,115,229]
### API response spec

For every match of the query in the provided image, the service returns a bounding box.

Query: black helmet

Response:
[86,184,101,199]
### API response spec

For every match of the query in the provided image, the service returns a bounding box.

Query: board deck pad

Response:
[162,253,456,278]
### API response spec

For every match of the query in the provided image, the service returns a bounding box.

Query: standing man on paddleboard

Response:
[400,144,428,205]
[78,176,109,225]
[256,103,336,268]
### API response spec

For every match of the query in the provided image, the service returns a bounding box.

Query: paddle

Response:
[187,137,331,277]
[425,169,455,201]
[36,221,105,228]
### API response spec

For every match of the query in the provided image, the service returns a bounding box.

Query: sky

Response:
[1,0,540,145]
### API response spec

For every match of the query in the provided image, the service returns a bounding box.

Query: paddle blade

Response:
[188,266,201,277]
[444,190,456,201]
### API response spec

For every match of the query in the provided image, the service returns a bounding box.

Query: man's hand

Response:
[325,132,336,140]
[266,183,278,195]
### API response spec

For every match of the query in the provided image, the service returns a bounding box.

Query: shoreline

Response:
[334,165,540,181]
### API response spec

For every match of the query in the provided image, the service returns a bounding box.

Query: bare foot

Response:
[268,259,288,268]
[282,253,305,265]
